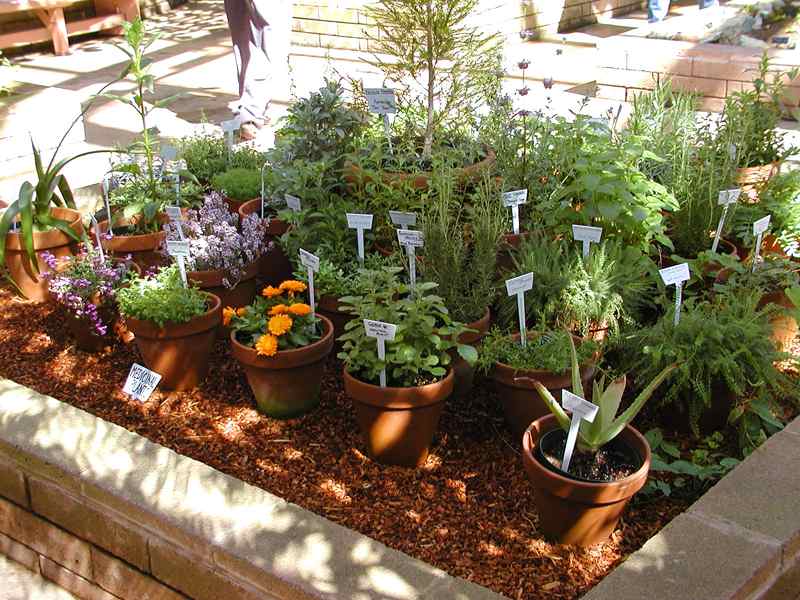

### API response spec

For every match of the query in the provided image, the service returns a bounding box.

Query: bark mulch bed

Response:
[0,289,697,600]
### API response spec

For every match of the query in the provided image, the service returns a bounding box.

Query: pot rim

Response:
[491,331,595,386]
[188,259,260,287]
[93,216,167,250]
[230,313,334,370]
[125,291,221,339]
[455,306,491,345]
[4,207,83,251]
[343,367,454,410]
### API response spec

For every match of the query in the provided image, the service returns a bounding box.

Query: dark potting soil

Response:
[537,429,641,483]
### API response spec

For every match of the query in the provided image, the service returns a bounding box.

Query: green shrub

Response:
[211,168,261,202]
[477,328,597,375]
[117,265,209,327]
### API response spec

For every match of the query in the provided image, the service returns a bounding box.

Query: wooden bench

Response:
[0,0,139,56]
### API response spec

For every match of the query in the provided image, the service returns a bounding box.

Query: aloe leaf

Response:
[17,183,37,273]
[57,175,77,209]
[568,333,583,397]
[0,199,22,269]
[521,377,571,432]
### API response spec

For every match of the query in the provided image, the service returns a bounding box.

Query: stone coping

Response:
[0,378,505,600]
[584,414,800,600]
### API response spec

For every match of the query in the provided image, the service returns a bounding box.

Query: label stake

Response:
[505,273,534,348]
[364,319,397,388]
[561,390,599,473]
[299,248,320,317]
[659,263,690,326]
[346,213,373,264]
[712,189,741,253]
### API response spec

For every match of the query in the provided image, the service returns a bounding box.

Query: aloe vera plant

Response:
[520,335,676,453]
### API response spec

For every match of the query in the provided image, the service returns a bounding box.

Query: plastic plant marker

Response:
[285,194,302,212]
[502,189,528,235]
[365,87,397,155]
[364,319,397,388]
[346,213,373,264]
[397,229,424,289]
[561,389,599,473]
[299,248,320,317]
[505,272,534,348]
[752,215,771,273]
[389,211,417,228]
[221,119,239,152]
[102,175,113,238]
[165,206,185,240]
[123,363,162,402]
[572,225,603,259]
[712,189,741,253]
[89,215,105,262]
[167,240,190,286]
[659,263,690,326]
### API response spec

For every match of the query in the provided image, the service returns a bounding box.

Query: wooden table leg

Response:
[94,0,140,34]
[34,8,70,56]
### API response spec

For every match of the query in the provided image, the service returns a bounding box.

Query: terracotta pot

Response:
[223,195,255,215]
[230,315,334,418]
[93,217,167,272]
[736,162,779,202]
[5,207,83,302]
[451,307,491,399]
[343,148,496,191]
[188,261,259,310]
[125,292,221,391]
[496,230,531,275]
[522,415,651,547]
[701,238,739,277]
[760,290,798,353]
[344,368,454,467]
[238,199,293,285]
[318,295,353,350]
[491,333,596,439]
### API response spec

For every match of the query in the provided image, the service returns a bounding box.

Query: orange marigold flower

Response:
[262,285,282,298]
[222,306,236,326]
[268,314,293,336]
[255,334,278,357]
[236,307,247,316]
[269,304,290,316]
[288,303,312,316]
[279,280,307,294]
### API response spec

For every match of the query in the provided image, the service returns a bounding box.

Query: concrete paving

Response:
[0,553,78,600]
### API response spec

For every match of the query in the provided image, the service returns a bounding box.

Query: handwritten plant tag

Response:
[561,390,599,473]
[712,189,741,253]
[389,210,417,228]
[167,240,190,286]
[752,215,772,272]
[122,363,162,402]
[299,248,320,316]
[346,213,374,263]
[364,319,397,388]
[364,88,397,114]
[89,215,105,262]
[285,194,302,212]
[502,189,528,235]
[572,225,603,258]
[659,263,690,325]
[397,229,424,287]
[506,272,534,348]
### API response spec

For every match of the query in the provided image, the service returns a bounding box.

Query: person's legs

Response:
[648,0,670,22]
[698,0,719,9]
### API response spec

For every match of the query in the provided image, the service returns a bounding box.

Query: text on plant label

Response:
[299,248,320,271]
[505,272,534,296]
[122,363,162,402]
[562,390,599,422]
[753,215,771,235]
[285,194,302,212]
[364,88,397,114]
[167,240,190,257]
[502,189,528,207]
[718,189,741,205]
[397,229,424,248]
[389,210,417,227]
[165,206,183,221]
[346,213,374,229]
[659,263,690,286]
[364,319,397,341]
[572,225,603,243]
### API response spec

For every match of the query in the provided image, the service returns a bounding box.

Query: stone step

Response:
[0,552,78,600]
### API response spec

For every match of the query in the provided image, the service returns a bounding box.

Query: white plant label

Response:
[728,143,738,161]
[102,175,113,238]
[364,319,397,388]
[299,248,320,316]
[122,363,162,402]
[572,225,603,259]
[712,189,741,253]
[659,263,690,325]
[89,215,105,262]
[346,213,373,263]
[364,88,397,114]
[505,272,534,348]
[260,162,269,218]
[752,215,772,272]
[561,389,599,473]
[397,229,424,288]
[285,194,302,212]
[503,189,528,235]
[221,118,239,150]
[389,210,417,228]
[165,206,185,240]
[167,240,190,286]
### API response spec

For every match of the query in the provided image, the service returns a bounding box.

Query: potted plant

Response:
[521,335,676,546]
[163,192,268,313]
[227,279,334,418]
[180,134,264,188]
[41,246,138,351]
[421,172,504,395]
[116,265,221,391]
[337,280,477,467]
[478,328,598,438]
[211,167,262,213]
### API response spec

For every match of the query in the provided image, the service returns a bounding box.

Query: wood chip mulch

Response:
[0,289,693,600]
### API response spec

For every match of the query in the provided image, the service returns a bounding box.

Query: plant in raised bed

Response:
[477,327,598,438]
[228,279,334,417]
[622,290,796,438]
[41,246,137,351]
[116,264,221,391]
[520,335,676,546]
[337,279,476,466]
[210,167,262,213]
[162,192,268,311]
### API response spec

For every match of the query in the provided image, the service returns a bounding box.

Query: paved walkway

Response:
[0,553,77,600]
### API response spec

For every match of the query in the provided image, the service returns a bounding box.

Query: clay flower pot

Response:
[188,261,259,311]
[451,307,491,398]
[522,414,651,547]
[230,314,334,418]
[490,333,596,439]
[223,195,255,215]
[238,199,293,285]
[496,230,531,274]
[5,207,83,302]
[125,292,221,391]
[760,290,798,353]
[93,217,167,272]
[318,295,354,350]
[344,368,454,467]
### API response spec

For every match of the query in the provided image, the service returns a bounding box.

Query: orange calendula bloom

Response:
[222,306,236,326]
[268,314,293,336]
[279,280,307,294]
[288,303,312,316]
[269,304,290,316]
[236,307,247,316]
[262,285,282,298]
[255,333,278,357]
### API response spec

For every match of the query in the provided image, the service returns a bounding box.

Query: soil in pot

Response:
[522,415,651,547]
[92,218,168,273]
[238,199,293,285]
[344,368,454,467]
[5,207,83,302]
[230,315,334,418]
[536,429,641,483]
[125,292,221,391]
